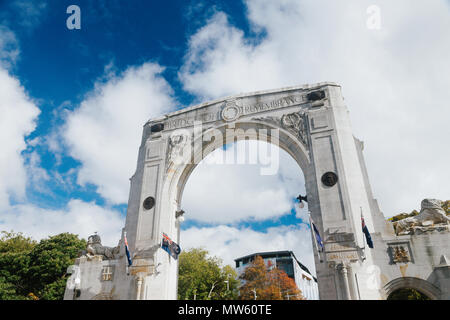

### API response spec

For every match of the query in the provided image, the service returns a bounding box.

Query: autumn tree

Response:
[177,248,239,300]
[239,255,304,300]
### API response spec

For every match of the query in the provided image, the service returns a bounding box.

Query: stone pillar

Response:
[136,276,143,300]
[338,263,351,300]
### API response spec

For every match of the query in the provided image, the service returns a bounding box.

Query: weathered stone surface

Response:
[394,199,450,235]
[79,234,120,260]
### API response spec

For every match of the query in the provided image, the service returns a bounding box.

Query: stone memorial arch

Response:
[64,82,450,300]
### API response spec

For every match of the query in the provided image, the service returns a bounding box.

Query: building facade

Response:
[235,251,319,300]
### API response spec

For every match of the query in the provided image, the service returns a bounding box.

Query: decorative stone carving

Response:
[281,111,308,146]
[167,132,191,166]
[143,196,155,210]
[388,243,412,264]
[394,199,450,235]
[321,172,338,187]
[221,100,241,122]
[101,265,114,281]
[79,234,119,260]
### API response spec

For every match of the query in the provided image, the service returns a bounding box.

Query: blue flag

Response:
[124,233,132,266]
[162,233,181,259]
[310,217,324,252]
[361,216,374,249]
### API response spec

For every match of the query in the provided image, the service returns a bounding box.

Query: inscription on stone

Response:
[164,113,218,130]
[241,94,306,115]
[326,251,359,262]
[324,232,358,263]
[163,93,313,130]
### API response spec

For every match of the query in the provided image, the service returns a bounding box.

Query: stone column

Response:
[136,276,143,300]
[338,263,351,300]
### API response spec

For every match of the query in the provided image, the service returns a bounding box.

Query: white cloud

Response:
[0,67,40,208]
[181,223,316,276]
[1,199,124,246]
[0,26,20,69]
[24,150,51,194]
[63,63,176,204]
[0,26,123,246]
[182,140,306,223]
[179,0,450,216]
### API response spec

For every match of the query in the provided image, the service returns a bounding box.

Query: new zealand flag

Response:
[161,233,181,259]
[361,216,374,248]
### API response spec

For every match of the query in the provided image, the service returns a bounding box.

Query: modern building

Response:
[234,251,319,300]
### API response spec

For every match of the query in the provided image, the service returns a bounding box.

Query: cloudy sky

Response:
[0,0,449,275]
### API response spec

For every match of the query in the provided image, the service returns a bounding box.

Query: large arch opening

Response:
[383,277,441,300]
[177,136,317,299]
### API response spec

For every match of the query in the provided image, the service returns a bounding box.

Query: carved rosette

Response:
[221,100,241,122]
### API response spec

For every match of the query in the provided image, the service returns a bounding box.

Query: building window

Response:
[101,266,114,281]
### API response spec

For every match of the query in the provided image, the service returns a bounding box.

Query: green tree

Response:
[0,231,86,300]
[0,231,36,299]
[177,248,239,300]
[388,288,430,300]
[26,233,86,299]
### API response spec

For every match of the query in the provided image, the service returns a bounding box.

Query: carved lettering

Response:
[242,95,304,116]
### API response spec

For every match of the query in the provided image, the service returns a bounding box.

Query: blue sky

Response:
[0,0,449,271]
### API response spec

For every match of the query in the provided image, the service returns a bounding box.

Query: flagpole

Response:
[360,207,366,251]
[360,207,367,261]
[309,212,323,263]
[124,231,131,275]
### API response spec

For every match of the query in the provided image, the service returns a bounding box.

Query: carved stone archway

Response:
[383,277,441,300]
[116,82,389,300]
[65,82,413,300]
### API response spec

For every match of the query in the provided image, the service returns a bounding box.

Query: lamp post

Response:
[296,194,307,208]
[252,289,257,300]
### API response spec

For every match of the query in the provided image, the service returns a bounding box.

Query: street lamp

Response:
[252,289,257,300]
[296,194,308,209]
[175,209,185,222]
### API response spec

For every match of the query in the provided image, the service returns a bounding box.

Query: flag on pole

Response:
[161,233,181,259]
[124,232,132,266]
[361,213,374,249]
[309,215,324,252]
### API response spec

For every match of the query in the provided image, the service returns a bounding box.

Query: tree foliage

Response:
[177,248,239,300]
[388,288,431,300]
[239,255,304,300]
[0,231,86,300]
